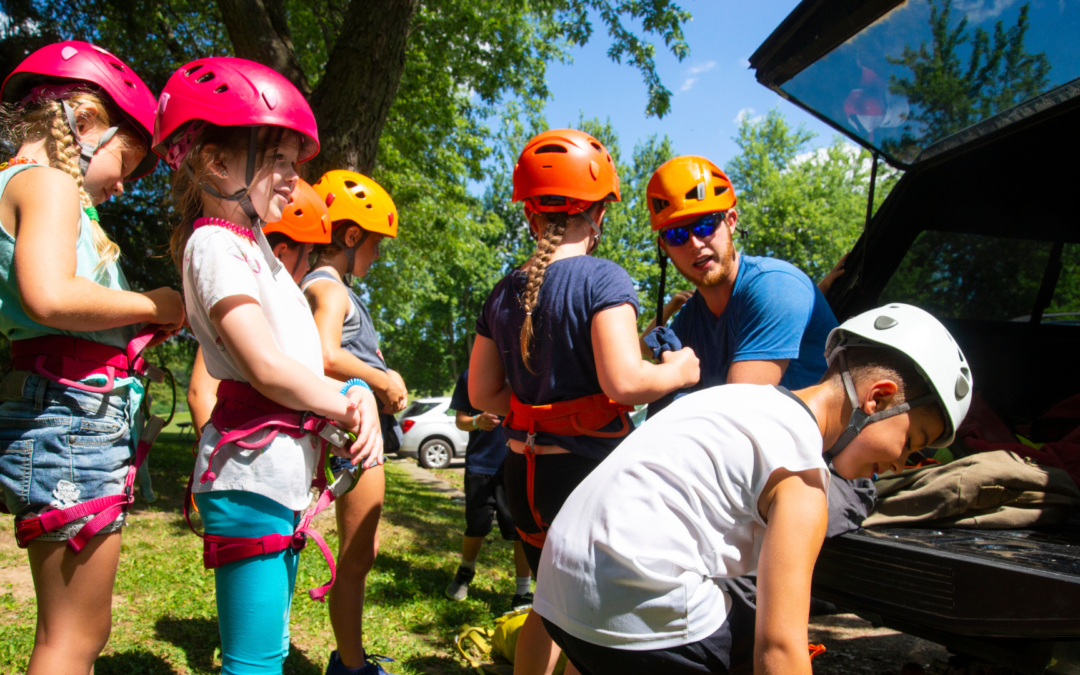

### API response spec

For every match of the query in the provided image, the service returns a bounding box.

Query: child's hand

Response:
[345,385,384,470]
[143,287,186,333]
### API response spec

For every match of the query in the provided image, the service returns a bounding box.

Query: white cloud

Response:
[733,108,763,125]
[954,0,1019,22]
[679,61,717,92]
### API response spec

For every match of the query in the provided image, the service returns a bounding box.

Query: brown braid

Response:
[519,211,569,374]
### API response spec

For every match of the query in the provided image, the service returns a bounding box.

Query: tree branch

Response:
[215,0,311,95]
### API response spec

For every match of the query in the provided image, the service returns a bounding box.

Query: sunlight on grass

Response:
[0,434,519,674]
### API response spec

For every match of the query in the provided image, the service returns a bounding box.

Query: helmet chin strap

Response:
[823,350,937,461]
[580,209,602,254]
[188,127,284,277]
[62,102,118,175]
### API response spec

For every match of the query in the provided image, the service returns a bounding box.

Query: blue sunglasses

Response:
[659,212,725,246]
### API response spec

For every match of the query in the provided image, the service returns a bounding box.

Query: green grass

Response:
[0,433,519,674]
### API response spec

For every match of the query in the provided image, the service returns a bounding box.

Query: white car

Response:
[397,397,469,469]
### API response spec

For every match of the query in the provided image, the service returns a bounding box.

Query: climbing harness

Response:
[503,393,634,547]
[183,379,361,602]
[9,325,171,550]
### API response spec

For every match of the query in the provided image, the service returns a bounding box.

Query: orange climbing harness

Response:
[503,393,634,548]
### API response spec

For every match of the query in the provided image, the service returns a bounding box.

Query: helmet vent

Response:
[196,72,215,84]
[185,64,204,77]
[535,145,567,154]
[366,204,372,209]
[685,183,706,201]
[590,142,601,150]
[715,186,729,197]
[215,84,229,94]
[955,373,971,400]
[651,197,670,214]
[874,315,898,330]
[294,208,303,215]
[109,61,125,72]
[124,80,136,89]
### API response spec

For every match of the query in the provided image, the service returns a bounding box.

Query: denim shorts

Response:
[0,372,135,541]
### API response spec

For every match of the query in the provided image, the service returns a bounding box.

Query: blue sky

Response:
[540,1,839,168]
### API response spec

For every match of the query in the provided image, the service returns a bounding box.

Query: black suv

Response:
[751,1,1080,673]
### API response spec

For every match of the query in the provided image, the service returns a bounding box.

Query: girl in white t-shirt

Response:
[155,57,382,674]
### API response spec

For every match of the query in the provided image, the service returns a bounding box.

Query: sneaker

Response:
[326,650,396,675]
[445,565,475,601]
[512,591,534,609]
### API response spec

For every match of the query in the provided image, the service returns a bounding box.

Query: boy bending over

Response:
[533,304,972,674]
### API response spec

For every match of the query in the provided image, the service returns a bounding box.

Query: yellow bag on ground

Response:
[455,608,566,675]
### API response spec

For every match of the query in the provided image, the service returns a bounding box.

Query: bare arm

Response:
[8,168,184,333]
[727,359,790,386]
[211,295,382,466]
[754,468,828,675]
[304,278,405,411]
[469,336,512,416]
[593,303,700,405]
[187,347,219,440]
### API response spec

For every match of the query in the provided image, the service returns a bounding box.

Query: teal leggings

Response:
[195,491,300,675]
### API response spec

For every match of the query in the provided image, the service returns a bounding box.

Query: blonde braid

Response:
[519,212,568,374]
[45,99,120,269]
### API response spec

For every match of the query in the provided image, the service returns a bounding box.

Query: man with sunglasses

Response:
[646,155,838,395]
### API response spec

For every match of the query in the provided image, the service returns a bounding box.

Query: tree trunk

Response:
[216,0,311,95]
[307,0,420,176]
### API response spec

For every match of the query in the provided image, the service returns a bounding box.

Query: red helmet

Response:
[264,179,332,244]
[512,129,620,215]
[1,41,159,179]
[153,57,319,167]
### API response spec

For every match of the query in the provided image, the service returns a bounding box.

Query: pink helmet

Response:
[1,41,159,179]
[153,57,319,167]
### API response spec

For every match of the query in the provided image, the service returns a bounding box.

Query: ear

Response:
[272,242,290,261]
[725,209,739,234]
[72,101,100,136]
[345,224,364,247]
[525,209,540,240]
[863,379,900,414]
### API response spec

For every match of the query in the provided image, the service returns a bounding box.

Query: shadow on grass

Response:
[96,650,181,674]
[404,653,474,674]
[154,616,321,675]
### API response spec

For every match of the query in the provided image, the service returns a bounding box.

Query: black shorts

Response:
[463,470,517,541]
[503,451,602,576]
[541,594,755,675]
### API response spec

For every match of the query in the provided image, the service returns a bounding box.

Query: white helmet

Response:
[823,303,973,458]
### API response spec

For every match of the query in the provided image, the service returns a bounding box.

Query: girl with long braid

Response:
[469,129,700,675]
[0,42,184,673]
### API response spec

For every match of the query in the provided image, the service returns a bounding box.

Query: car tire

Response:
[418,436,453,470]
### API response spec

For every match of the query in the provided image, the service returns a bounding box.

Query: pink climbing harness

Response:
[183,379,360,602]
[9,325,168,551]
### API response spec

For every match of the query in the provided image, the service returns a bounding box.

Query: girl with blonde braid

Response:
[468,129,700,675]
[0,42,184,674]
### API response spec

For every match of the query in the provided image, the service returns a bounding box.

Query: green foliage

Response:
[885,0,1051,155]
[727,109,899,283]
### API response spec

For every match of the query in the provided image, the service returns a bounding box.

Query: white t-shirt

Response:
[183,226,325,510]
[533,384,829,651]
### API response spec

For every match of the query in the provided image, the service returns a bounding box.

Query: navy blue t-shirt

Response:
[449,369,508,476]
[475,256,639,460]
[669,255,837,390]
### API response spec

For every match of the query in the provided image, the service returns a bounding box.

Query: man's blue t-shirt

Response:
[449,369,508,476]
[475,256,639,460]
[669,255,837,390]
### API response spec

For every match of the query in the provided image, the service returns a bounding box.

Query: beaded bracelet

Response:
[340,378,372,396]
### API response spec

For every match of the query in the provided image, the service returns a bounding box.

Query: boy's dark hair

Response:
[265,231,300,250]
[823,345,932,407]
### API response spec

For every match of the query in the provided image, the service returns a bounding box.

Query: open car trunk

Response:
[752,1,1080,672]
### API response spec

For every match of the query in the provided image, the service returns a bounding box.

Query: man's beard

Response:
[697,244,736,288]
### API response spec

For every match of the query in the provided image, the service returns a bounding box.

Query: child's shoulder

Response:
[5,164,80,201]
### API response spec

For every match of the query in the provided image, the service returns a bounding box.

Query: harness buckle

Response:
[291,531,308,552]
[525,431,536,449]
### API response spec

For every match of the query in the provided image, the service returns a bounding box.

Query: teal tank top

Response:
[0,163,138,350]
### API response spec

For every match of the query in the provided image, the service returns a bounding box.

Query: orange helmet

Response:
[264,179,332,244]
[512,129,620,215]
[646,156,736,231]
[312,170,398,238]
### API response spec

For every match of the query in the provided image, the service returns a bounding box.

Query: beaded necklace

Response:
[193,217,256,243]
[1,157,100,222]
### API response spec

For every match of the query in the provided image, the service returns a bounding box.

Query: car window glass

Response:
[880,231,1056,322]
[401,401,438,418]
